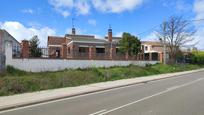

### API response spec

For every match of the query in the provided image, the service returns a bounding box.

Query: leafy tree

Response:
[118,32,141,59]
[157,16,196,64]
[29,36,42,57]
[191,51,204,64]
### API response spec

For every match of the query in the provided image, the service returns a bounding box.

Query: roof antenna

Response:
[109,24,112,29]
[72,18,75,28]
[108,24,112,32]
[71,18,76,35]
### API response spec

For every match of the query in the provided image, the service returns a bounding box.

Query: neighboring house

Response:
[0,29,21,57]
[141,41,169,62]
[41,48,49,58]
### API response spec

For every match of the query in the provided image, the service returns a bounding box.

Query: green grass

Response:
[0,64,203,96]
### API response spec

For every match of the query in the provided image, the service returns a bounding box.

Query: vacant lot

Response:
[0,64,203,96]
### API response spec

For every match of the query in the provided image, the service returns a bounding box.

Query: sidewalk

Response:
[1,68,204,111]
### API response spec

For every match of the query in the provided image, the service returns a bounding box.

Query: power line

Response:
[137,24,160,36]
[190,18,204,22]
[137,18,204,37]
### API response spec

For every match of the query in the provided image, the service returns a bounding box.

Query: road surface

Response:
[1,70,204,115]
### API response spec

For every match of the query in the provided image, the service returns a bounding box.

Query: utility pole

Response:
[163,20,167,65]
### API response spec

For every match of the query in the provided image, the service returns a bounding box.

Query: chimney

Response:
[108,26,112,42]
[21,40,29,58]
[72,28,76,35]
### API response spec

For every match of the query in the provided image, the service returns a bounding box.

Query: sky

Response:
[0,0,204,49]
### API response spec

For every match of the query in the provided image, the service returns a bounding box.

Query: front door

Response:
[56,49,60,58]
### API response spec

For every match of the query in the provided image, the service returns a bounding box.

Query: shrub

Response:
[0,64,203,96]
[191,51,204,64]
[6,65,27,76]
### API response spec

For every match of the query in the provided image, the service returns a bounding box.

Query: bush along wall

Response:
[191,51,204,65]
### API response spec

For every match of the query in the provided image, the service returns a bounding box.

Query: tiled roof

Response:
[48,34,108,46]
[66,34,107,43]
[48,36,65,45]
[65,34,95,39]
[105,36,122,39]
[72,37,107,43]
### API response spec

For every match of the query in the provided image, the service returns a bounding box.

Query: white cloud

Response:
[194,28,204,49]
[49,0,73,8]
[194,0,204,21]
[48,0,144,16]
[193,0,204,49]
[60,10,70,17]
[49,0,73,17]
[94,34,103,39]
[0,21,56,47]
[176,0,191,12]
[92,0,143,13]
[114,32,123,37]
[49,0,90,17]
[161,0,191,13]
[22,9,34,14]
[75,1,90,15]
[88,19,96,26]
[142,32,158,41]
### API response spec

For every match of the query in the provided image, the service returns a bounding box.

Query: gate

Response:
[0,53,6,73]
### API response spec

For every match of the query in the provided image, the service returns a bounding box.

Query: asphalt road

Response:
[1,71,204,115]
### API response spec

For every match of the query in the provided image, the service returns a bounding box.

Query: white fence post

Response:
[5,41,13,66]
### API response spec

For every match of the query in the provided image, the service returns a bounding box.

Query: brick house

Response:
[48,27,128,60]
[141,41,169,62]
[47,27,165,61]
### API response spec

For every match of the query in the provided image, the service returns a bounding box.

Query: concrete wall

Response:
[5,42,159,72]
[0,53,6,73]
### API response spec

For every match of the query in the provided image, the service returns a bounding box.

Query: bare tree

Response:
[157,16,196,64]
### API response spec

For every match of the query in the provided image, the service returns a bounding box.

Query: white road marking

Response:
[98,78,204,115]
[89,109,107,115]
[166,86,180,91]
[0,83,144,114]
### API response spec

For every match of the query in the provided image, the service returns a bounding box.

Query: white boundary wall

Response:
[5,42,159,72]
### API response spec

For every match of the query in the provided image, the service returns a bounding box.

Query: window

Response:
[79,47,88,53]
[68,47,70,54]
[96,48,105,53]
[145,46,148,51]
[56,49,60,58]
[116,48,120,54]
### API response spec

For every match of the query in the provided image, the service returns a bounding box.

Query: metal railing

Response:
[15,48,161,61]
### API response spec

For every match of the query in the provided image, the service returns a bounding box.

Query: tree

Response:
[157,16,196,64]
[29,36,42,57]
[118,32,141,59]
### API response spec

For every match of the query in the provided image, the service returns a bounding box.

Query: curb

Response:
[1,68,204,111]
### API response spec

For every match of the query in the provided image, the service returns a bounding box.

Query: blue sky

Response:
[0,0,204,49]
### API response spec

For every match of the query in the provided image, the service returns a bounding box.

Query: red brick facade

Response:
[47,28,122,60]
[141,41,168,63]
[21,40,29,58]
[46,28,164,61]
